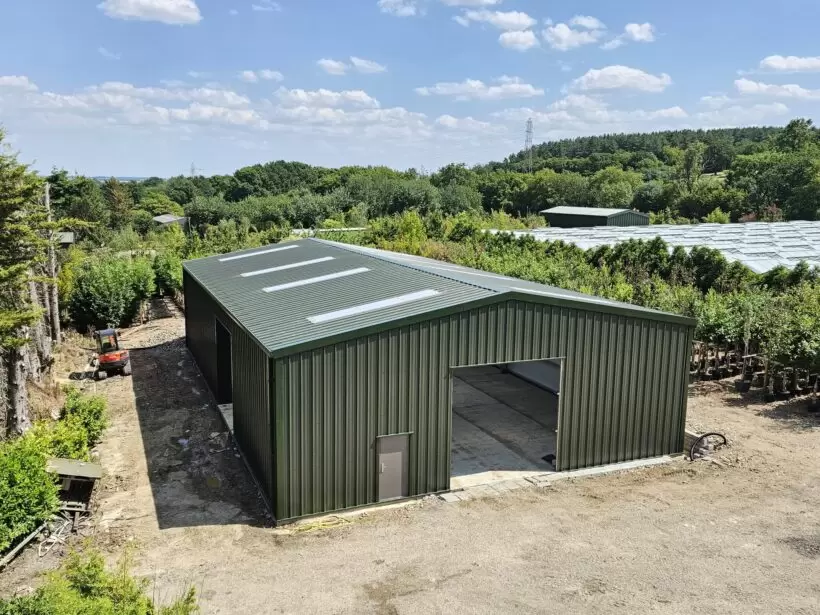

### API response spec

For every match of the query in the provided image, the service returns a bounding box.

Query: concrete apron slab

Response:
[442,455,676,503]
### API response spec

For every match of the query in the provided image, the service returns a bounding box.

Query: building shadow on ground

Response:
[129,337,269,530]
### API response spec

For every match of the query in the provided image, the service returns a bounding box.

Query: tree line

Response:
[43,119,820,244]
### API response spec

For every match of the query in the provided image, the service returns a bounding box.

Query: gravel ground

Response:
[3,308,819,614]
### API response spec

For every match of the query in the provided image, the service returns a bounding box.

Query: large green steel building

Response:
[183,238,695,522]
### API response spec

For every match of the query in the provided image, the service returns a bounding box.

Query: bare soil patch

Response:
[3,308,820,614]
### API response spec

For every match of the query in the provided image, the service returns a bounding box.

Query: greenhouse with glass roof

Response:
[507,221,820,274]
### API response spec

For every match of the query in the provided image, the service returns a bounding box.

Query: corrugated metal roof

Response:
[183,238,694,356]
[497,221,820,273]
[541,206,646,218]
[153,214,186,224]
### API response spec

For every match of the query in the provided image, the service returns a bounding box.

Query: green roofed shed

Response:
[542,206,650,228]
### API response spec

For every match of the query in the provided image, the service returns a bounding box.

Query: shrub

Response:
[0,389,107,554]
[0,548,199,614]
[68,257,156,330]
[30,418,90,461]
[0,436,59,553]
[153,252,183,296]
[62,388,108,447]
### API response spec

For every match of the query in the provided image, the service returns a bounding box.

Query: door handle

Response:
[380,462,386,473]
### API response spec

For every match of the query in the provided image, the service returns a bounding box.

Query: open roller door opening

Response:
[450,359,561,490]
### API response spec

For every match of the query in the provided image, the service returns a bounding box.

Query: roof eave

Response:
[507,291,697,327]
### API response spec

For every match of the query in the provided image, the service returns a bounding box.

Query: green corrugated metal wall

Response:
[546,212,649,228]
[609,211,650,227]
[183,271,274,504]
[272,298,692,521]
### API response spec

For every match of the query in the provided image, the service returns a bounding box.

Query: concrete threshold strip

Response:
[277,455,679,532]
[439,455,676,504]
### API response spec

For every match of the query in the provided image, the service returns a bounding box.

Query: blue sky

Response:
[1,0,819,177]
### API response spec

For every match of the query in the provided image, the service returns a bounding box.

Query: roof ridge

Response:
[311,238,503,295]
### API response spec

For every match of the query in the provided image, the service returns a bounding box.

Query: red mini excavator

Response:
[92,329,132,380]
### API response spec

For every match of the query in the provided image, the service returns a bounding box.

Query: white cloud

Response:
[436,114,505,134]
[570,15,605,30]
[544,22,604,51]
[493,95,688,132]
[252,0,281,11]
[571,65,672,92]
[759,55,820,73]
[461,10,536,31]
[601,38,624,51]
[735,78,820,100]
[624,23,655,42]
[275,87,380,108]
[229,8,238,15]
[700,95,733,109]
[239,69,284,83]
[187,71,209,79]
[602,22,656,50]
[695,102,789,126]
[97,0,202,25]
[317,58,350,75]
[453,15,470,26]
[499,30,539,51]
[259,69,284,81]
[169,103,263,126]
[378,0,418,17]
[440,0,501,5]
[86,81,251,107]
[0,76,38,91]
[350,57,387,74]
[415,76,544,100]
[98,47,121,60]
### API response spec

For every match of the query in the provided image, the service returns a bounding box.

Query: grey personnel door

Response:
[377,434,409,502]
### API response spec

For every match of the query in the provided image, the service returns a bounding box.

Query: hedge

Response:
[0,388,108,553]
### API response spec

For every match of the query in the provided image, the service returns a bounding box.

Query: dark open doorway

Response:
[215,319,233,404]
[450,360,561,489]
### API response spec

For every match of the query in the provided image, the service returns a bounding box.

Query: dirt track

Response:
[3,309,820,614]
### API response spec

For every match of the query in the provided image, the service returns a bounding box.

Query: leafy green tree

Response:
[138,190,184,216]
[101,177,134,230]
[431,163,476,188]
[680,141,707,193]
[476,171,529,213]
[774,118,817,153]
[703,207,730,223]
[164,176,199,205]
[440,183,482,215]
[47,169,107,225]
[728,150,818,218]
[587,166,642,208]
[68,258,155,330]
[523,169,588,213]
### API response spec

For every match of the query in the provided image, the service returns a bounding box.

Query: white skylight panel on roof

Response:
[262,267,370,292]
[307,289,441,324]
[241,256,335,278]
[424,265,516,281]
[218,245,297,262]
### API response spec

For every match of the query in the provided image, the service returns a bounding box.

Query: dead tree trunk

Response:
[27,281,51,382]
[9,342,31,436]
[0,350,9,439]
[45,184,61,343]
